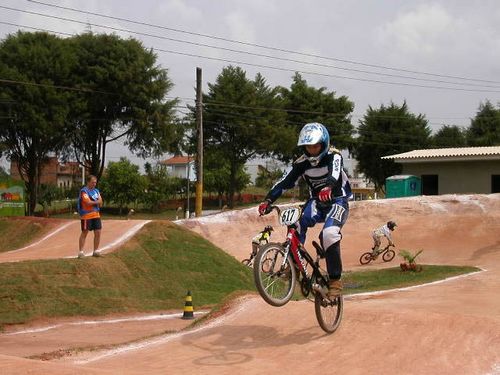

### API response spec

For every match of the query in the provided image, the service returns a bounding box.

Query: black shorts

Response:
[81,218,102,231]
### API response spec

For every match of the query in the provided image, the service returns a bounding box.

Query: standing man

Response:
[78,175,103,258]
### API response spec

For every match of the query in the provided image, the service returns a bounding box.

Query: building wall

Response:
[166,163,196,181]
[401,160,500,194]
[10,157,82,188]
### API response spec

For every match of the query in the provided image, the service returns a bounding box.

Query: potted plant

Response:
[399,249,423,272]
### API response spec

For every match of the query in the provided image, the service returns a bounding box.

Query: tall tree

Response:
[354,102,431,193]
[99,157,146,215]
[432,125,467,148]
[467,101,500,146]
[66,33,182,179]
[0,32,73,214]
[279,73,355,161]
[202,147,250,208]
[199,66,286,207]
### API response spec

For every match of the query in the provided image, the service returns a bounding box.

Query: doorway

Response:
[421,175,438,195]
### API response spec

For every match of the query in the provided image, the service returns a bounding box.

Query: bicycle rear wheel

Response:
[314,293,343,334]
[253,243,296,307]
[359,252,373,265]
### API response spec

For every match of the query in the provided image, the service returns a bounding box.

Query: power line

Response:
[5,5,500,92]
[27,0,500,85]
[2,18,500,102]
[1,6,496,89]
[201,107,470,140]
[0,24,492,123]
[0,78,115,95]
[152,48,500,93]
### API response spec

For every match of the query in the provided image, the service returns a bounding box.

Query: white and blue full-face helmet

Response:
[297,123,330,166]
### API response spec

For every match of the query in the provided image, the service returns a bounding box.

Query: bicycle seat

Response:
[312,241,326,258]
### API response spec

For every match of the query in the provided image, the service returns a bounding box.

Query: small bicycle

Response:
[359,244,395,265]
[253,205,343,334]
[242,251,257,267]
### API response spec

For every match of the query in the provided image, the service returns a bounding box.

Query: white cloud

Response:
[224,11,256,44]
[157,0,202,24]
[376,3,454,56]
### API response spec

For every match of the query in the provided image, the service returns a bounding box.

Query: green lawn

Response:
[0,219,480,329]
[0,221,255,328]
[342,265,480,294]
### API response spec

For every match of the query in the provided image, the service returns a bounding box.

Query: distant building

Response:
[382,146,500,194]
[341,149,375,199]
[246,151,375,199]
[159,155,196,181]
[10,157,83,189]
[245,157,287,184]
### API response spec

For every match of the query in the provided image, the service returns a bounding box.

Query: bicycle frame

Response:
[285,228,309,277]
[279,217,329,298]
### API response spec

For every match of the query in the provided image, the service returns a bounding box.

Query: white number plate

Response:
[279,207,301,226]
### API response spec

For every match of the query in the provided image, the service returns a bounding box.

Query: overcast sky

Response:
[2,0,500,171]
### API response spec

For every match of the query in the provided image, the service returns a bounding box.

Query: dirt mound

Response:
[178,194,500,269]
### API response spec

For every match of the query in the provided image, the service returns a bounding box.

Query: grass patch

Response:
[0,221,255,328]
[290,264,479,301]
[0,218,480,329]
[0,218,51,253]
[342,265,480,294]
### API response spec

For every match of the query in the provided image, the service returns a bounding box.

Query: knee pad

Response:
[322,226,342,250]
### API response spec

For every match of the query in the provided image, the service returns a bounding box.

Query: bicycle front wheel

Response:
[241,258,252,267]
[314,293,343,334]
[253,243,296,307]
[382,249,395,262]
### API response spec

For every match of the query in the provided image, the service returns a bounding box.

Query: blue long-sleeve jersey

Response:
[265,148,352,203]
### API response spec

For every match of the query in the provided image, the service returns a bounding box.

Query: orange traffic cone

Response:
[182,290,194,319]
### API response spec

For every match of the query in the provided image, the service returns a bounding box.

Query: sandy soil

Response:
[1,194,500,374]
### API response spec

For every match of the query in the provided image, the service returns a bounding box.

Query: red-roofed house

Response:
[159,155,196,181]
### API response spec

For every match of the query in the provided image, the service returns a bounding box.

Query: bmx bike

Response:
[359,244,395,265]
[253,204,343,334]
[242,251,257,267]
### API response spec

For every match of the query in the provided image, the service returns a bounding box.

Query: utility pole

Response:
[195,67,203,217]
[186,158,190,219]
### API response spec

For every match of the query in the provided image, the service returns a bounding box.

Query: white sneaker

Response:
[92,250,102,257]
[78,251,85,259]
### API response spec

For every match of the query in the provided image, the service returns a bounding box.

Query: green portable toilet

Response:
[385,175,421,198]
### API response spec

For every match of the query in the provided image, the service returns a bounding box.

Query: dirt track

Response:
[1,195,500,374]
[0,219,151,262]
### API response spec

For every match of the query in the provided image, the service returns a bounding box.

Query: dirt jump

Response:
[0,219,151,263]
[1,194,500,374]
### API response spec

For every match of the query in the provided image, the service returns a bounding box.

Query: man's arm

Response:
[82,192,101,206]
[264,164,303,203]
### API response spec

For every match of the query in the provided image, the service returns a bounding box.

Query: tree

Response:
[255,166,284,189]
[354,102,431,192]
[66,33,182,179]
[0,31,73,215]
[197,66,287,207]
[38,184,64,217]
[203,148,250,208]
[431,125,467,148]
[99,158,146,214]
[141,163,184,212]
[0,165,8,179]
[467,101,500,146]
[279,73,355,161]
